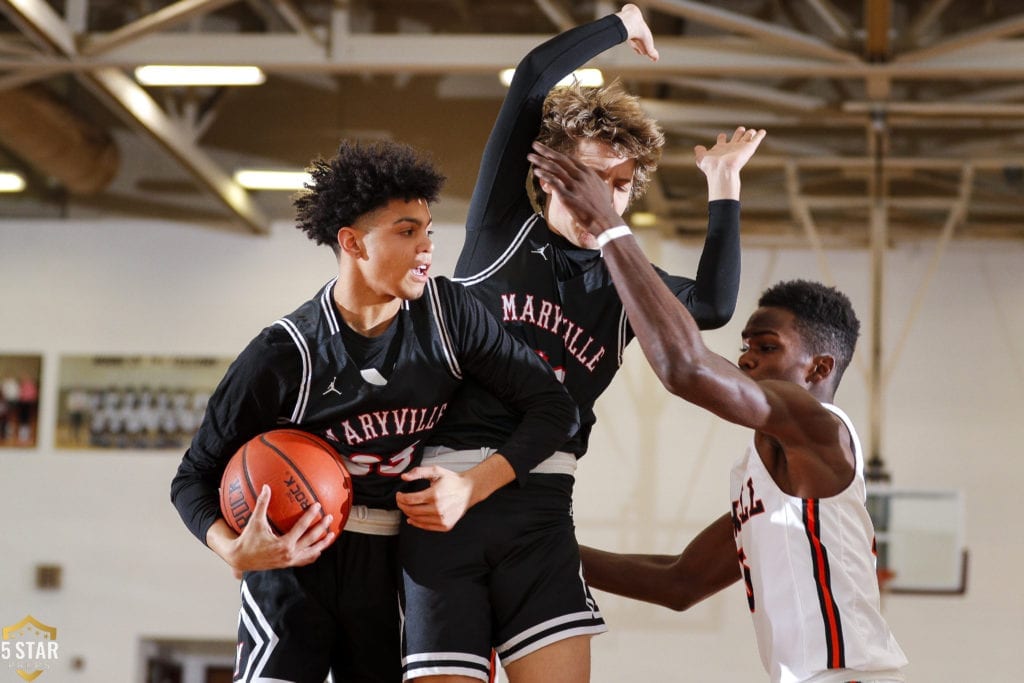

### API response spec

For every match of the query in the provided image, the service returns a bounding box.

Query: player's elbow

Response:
[695,300,736,331]
[655,351,706,400]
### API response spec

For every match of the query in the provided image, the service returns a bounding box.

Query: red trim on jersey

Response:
[803,498,846,670]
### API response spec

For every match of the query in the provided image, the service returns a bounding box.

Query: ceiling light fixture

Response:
[630,211,658,227]
[134,65,266,87]
[499,67,604,88]
[233,170,311,191]
[0,171,26,193]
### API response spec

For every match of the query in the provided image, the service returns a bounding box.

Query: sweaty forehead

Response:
[742,307,796,338]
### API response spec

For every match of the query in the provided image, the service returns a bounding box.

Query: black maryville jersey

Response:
[171,277,577,543]
[433,15,741,457]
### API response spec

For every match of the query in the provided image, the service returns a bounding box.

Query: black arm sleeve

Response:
[438,279,579,482]
[169,332,295,544]
[456,14,627,275]
[654,199,741,331]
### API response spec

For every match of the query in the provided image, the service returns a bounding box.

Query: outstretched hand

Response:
[616,4,659,62]
[222,485,336,579]
[527,141,622,239]
[695,127,767,200]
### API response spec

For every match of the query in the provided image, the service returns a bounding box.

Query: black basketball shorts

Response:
[399,473,606,681]
[234,530,403,683]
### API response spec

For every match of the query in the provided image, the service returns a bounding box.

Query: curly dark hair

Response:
[758,280,861,384]
[533,80,664,205]
[293,140,446,252]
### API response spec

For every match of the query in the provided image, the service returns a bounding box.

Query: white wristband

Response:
[596,225,632,249]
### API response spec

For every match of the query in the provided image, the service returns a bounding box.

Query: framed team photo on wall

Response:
[0,353,42,448]
[55,355,232,450]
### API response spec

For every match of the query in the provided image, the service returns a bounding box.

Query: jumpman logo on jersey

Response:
[323,377,343,396]
[530,244,550,261]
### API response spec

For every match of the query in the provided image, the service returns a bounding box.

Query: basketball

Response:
[219,429,353,537]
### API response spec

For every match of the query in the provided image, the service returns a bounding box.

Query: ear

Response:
[805,355,835,384]
[336,226,364,259]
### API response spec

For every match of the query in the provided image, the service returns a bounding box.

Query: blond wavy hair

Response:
[532,79,664,207]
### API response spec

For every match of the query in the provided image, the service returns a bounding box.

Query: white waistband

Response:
[422,446,577,476]
[343,505,401,536]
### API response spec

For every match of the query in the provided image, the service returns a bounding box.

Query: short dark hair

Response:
[534,80,664,204]
[293,140,446,253]
[758,280,861,383]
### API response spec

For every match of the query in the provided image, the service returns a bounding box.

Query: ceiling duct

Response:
[0,86,119,195]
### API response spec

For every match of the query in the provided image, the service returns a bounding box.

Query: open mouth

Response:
[412,264,430,278]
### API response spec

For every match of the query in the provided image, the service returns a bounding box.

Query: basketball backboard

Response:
[866,487,967,595]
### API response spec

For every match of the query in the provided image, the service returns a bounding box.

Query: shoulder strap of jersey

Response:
[821,402,864,477]
[453,213,540,286]
[425,278,463,380]
[270,279,337,424]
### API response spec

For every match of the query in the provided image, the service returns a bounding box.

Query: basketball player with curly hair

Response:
[171,140,577,682]
[528,140,908,683]
[397,5,764,682]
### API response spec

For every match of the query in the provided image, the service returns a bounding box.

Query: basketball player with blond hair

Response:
[171,139,577,682]
[397,4,764,682]
[528,140,908,683]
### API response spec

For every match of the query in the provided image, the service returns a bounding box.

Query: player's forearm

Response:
[602,236,715,397]
[463,453,516,506]
[581,545,694,610]
[688,200,741,329]
[205,518,241,567]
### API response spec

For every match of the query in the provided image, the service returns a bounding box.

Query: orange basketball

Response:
[219,429,353,537]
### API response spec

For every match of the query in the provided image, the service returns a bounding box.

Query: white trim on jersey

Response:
[402,652,491,682]
[495,611,607,664]
[319,278,340,335]
[616,308,628,367]
[453,214,540,286]
[426,279,463,380]
[238,580,291,683]
[272,318,312,424]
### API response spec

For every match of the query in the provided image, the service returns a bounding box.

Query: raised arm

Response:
[457,5,654,272]
[655,127,767,328]
[580,514,740,611]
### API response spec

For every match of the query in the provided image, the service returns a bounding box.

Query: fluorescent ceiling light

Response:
[500,67,604,88]
[134,65,266,87]
[0,171,26,193]
[630,211,658,227]
[234,169,311,191]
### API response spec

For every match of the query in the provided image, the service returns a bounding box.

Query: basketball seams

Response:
[259,432,328,526]
[219,429,352,537]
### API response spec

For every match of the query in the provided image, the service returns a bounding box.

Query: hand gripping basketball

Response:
[220,429,353,537]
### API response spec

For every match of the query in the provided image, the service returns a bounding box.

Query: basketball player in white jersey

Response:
[528,143,907,683]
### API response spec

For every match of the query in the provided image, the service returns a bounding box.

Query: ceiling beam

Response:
[83,67,269,234]
[0,0,267,233]
[0,0,77,55]
[642,0,861,64]
[906,0,955,45]
[81,0,242,57]
[2,32,1019,80]
[533,0,575,32]
[663,76,826,111]
[898,12,1024,63]
[804,0,853,42]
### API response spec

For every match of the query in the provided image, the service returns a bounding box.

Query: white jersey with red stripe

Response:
[729,403,907,683]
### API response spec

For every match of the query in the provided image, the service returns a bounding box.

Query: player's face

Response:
[355,198,434,301]
[737,307,816,385]
[542,139,636,250]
